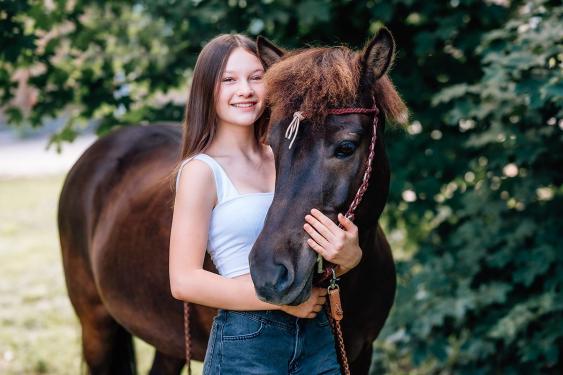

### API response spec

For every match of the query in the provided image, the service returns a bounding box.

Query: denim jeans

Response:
[202,308,341,374]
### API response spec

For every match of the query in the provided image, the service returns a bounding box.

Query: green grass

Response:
[0,175,201,374]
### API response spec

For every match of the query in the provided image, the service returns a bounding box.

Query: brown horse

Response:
[58,28,405,374]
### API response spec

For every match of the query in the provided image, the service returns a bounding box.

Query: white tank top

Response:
[176,154,274,278]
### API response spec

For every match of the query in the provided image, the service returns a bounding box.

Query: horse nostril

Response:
[273,263,294,293]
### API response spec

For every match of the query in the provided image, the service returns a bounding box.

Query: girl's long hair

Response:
[171,34,269,190]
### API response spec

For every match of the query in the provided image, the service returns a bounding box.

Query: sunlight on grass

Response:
[0,176,201,374]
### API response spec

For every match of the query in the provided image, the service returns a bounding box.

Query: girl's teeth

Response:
[233,103,254,108]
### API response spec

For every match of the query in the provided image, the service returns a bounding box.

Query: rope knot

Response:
[285,111,304,149]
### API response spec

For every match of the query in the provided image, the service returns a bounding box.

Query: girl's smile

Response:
[230,101,258,110]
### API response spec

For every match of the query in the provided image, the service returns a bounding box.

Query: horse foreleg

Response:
[148,351,184,375]
[80,308,137,375]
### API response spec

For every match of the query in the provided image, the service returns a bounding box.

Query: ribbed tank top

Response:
[176,154,274,278]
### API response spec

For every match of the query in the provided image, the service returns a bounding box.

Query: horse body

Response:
[59,125,214,373]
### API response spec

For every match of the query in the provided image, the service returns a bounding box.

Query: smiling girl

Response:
[169,34,362,374]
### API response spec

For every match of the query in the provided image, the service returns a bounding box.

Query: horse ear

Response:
[256,36,285,69]
[362,27,395,80]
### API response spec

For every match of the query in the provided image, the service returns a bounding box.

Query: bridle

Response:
[312,105,380,286]
[183,102,380,375]
[284,102,381,284]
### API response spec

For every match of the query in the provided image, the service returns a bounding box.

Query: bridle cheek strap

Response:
[309,105,380,285]
[327,106,379,222]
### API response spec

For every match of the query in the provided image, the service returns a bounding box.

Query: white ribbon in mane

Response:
[285,111,304,149]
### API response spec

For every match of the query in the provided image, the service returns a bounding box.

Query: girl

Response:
[169,34,362,374]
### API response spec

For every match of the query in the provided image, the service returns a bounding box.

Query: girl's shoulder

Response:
[175,155,216,195]
[175,153,238,206]
[176,155,211,188]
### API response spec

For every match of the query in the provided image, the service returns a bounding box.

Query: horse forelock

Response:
[264,47,362,125]
[264,45,409,128]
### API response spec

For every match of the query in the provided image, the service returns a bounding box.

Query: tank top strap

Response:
[175,154,239,204]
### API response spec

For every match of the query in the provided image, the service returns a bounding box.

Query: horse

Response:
[58,27,406,374]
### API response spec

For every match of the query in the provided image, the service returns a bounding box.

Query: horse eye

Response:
[334,141,358,159]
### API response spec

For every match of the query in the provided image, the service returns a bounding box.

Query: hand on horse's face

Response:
[303,209,362,276]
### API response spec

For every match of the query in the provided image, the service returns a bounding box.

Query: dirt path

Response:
[0,134,96,178]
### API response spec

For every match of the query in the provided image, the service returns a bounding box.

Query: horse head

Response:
[249,28,406,305]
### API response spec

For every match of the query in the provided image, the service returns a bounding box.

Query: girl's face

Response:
[215,47,265,130]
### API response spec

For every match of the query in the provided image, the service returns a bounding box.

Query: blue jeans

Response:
[202,308,341,374]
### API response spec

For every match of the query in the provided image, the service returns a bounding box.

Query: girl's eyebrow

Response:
[223,68,264,75]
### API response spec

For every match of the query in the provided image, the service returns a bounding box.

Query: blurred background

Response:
[0,0,561,374]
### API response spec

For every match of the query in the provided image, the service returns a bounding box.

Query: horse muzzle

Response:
[250,240,317,306]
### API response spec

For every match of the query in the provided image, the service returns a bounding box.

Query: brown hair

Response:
[264,46,407,126]
[172,34,268,188]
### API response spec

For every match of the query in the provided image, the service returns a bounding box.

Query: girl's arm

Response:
[169,159,275,310]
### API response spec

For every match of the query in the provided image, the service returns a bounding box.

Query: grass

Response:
[0,175,201,374]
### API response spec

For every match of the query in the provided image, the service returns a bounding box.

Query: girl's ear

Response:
[361,27,395,80]
[256,36,285,69]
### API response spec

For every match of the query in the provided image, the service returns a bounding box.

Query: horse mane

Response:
[264,46,408,126]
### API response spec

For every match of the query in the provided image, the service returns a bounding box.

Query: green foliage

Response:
[1,0,561,373]
[378,0,563,373]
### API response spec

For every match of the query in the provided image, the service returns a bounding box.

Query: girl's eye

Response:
[334,141,358,159]
[251,75,263,81]
[222,77,234,82]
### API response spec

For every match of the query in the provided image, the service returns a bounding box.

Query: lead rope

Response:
[327,272,350,375]
[183,302,192,375]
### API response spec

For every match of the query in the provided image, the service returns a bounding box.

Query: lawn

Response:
[0,175,200,374]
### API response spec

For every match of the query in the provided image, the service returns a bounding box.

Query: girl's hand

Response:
[304,208,362,276]
[280,287,327,318]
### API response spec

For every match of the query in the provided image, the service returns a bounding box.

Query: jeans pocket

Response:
[222,311,264,341]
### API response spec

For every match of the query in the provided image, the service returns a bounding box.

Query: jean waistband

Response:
[217,309,307,330]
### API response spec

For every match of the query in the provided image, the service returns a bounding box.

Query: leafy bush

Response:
[378,1,562,373]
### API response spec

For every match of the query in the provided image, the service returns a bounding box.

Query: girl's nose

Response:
[237,80,254,97]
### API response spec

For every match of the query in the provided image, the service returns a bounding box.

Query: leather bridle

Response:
[313,104,380,286]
